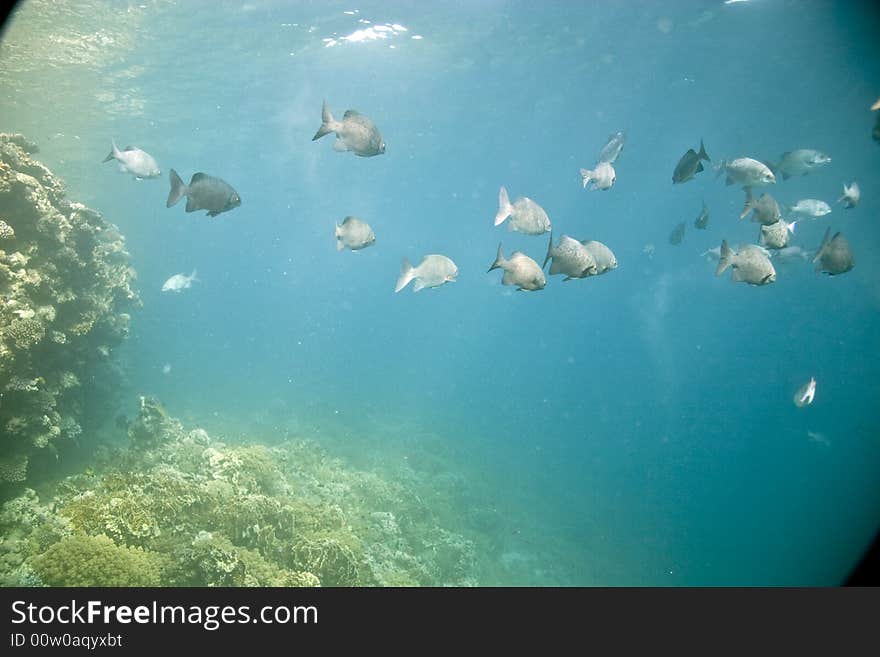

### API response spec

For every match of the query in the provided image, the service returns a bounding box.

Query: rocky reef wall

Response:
[0,133,139,483]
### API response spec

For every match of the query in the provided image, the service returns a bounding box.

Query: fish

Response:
[543,233,597,280]
[769,149,831,180]
[579,161,616,191]
[872,98,880,111]
[758,218,797,250]
[489,243,546,291]
[394,255,458,293]
[715,240,776,285]
[335,216,375,251]
[793,377,817,408]
[758,220,796,250]
[739,187,782,225]
[597,131,626,164]
[837,182,860,209]
[494,186,551,235]
[812,227,854,275]
[669,222,685,245]
[770,245,813,264]
[312,100,385,157]
[672,139,710,184]
[642,243,656,258]
[807,430,830,446]
[785,199,831,220]
[715,158,775,187]
[162,363,172,375]
[580,240,618,274]
[703,243,772,262]
[167,169,241,217]
[693,201,710,229]
[874,113,880,143]
[102,140,161,179]
[162,270,198,293]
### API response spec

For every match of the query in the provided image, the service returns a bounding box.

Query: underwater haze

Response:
[2,0,880,586]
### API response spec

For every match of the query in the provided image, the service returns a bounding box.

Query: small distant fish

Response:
[162,270,198,293]
[770,149,831,180]
[693,201,710,229]
[642,243,656,258]
[335,216,375,251]
[579,161,616,191]
[395,255,458,293]
[701,246,721,262]
[672,139,710,184]
[785,199,831,220]
[702,243,772,262]
[494,186,551,235]
[770,245,813,264]
[167,169,241,217]
[813,227,854,275]
[543,233,597,280]
[162,363,172,375]
[793,377,817,408]
[597,131,626,164]
[807,430,830,447]
[758,218,797,250]
[715,240,776,285]
[715,158,775,187]
[580,240,618,275]
[312,100,385,157]
[102,140,161,179]
[669,222,686,245]
[740,187,782,225]
[489,243,546,291]
[837,182,860,209]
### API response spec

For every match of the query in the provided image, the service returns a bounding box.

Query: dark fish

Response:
[873,113,880,143]
[313,101,385,157]
[812,227,854,275]
[669,222,686,245]
[694,201,709,229]
[672,139,710,184]
[166,169,241,217]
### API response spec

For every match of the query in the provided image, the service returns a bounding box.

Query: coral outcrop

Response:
[0,133,138,483]
[0,397,480,587]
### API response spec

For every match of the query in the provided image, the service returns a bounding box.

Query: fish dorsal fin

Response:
[343,109,360,118]
[342,216,354,225]
[123,145,136,151]
[191,172,208,183]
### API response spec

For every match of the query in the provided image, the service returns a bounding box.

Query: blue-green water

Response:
[2,0,880,585]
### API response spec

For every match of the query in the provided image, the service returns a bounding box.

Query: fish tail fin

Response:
[335,223,344,251]
[812,227,831,266]
[542,231,554,269]
[488,242,505,272]
[739,186,754,220]
[494,186,513,226]
[102,140,120,163]
[189,269,199,283]
[579,168,592,189]
[395,258,415,293]
[788,220,797,234]
[312,100,337,141]
[698,139,709,161]
[166,168,187,208]
[716,240,734,276]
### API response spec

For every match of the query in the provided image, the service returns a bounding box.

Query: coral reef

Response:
[0,133,139,483]
[0,397,481,587]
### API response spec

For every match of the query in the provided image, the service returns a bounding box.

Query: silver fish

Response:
[335,216,375,251]
[162,270,198,293]
[494,186,551,235]
[580,240,618,274]
[312,101,385,157]
[771,149,831,180]
[672,139,710,184]
[597,131,626,164]
[489,243,545,291]
[837,182,860,209]
[579,161,616,190]
[758,218,797,250]
[740,187,782,225]
[694,201,710,229]
[669,222,686,245]
[395,254,458,293]
[715,240,776,285]
[167,169,241,217]
[770,246,813,264]
[793,377,817,408]
[812,227,854,275]
[715,157,775,187]
[786,199,831,220]
[102,140,160,179]
[543,233,597,280]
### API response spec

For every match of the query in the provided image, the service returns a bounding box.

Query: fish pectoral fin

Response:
[412,279,426,292]
[332,138,348,152]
